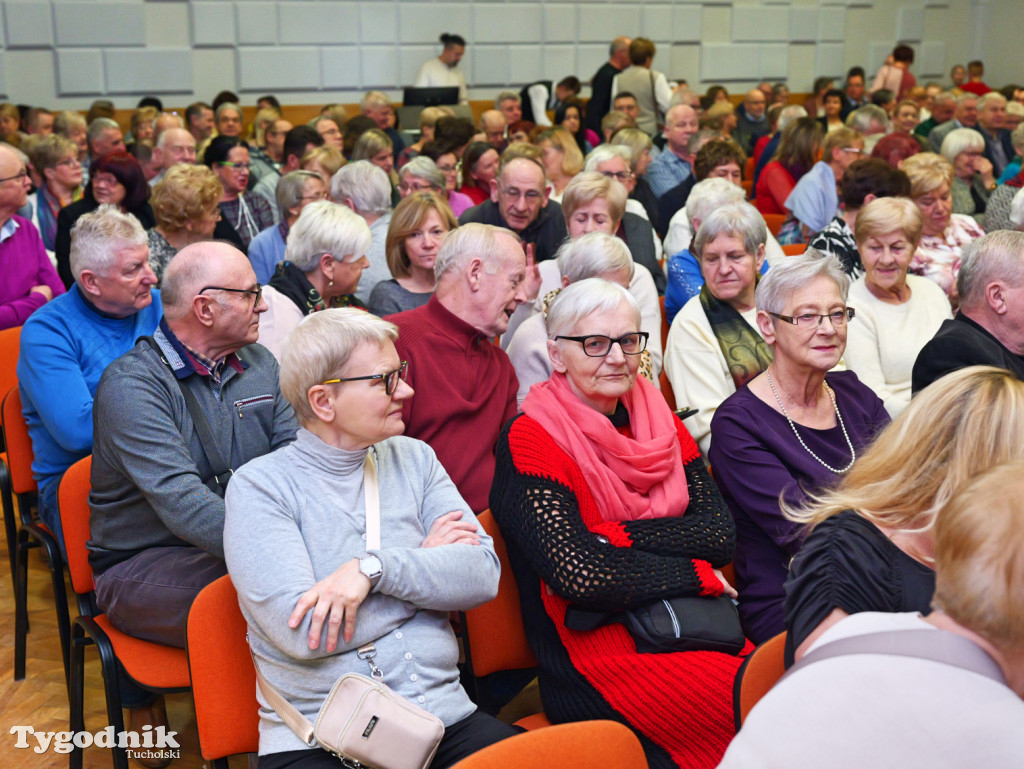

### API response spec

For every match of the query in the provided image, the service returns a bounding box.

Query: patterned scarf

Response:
[269,261,326,316]
[699,283,773,389]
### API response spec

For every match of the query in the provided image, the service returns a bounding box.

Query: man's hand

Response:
[289,559,371,652]
[29,285,53,301]
[523,243,543,302]
[422,511,481,548]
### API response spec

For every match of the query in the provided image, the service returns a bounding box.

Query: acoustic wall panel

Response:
[789,8,819,42]
[898,7,925,40]
[815,43,845,78]
[475,4,543,44]
[56,48,103,95]
[398,4,465,45]
[55,3,146,47]
[359,2,398,46]
[105,49,193,94]
[237,46,320,91]
[321,46,361,90]
[578,6,636,43]
[191,2,236,47]
[3,2,54,48]
[542,44,577,81]
[361,46,400,88]
[235,2,277,45]
[642,6,674,44]
[732,7,791,43]
[919,41,946,77]
[544,5,576,44]
[278,2,357,46]
[673,6,704,42]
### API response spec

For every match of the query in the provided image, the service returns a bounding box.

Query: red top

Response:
[753,134,772,167]
[459,185,490,206]
[388,295,518,512]
[754,162,796,215]
[960,81,991,96]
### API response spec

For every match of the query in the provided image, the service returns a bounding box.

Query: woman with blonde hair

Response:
[129,105,158,145]
[536,127,584,202]
[784,365,1024,662]
[902,152,984,303]
[610,126,658,223]
[755,117,823,216]
[843,197,951,416]
[352,128,399,204]
[146,164,224,282]
[368,192,457,316]
[301,144,345,184]
[27,134,84,251]
[397,105,453,168]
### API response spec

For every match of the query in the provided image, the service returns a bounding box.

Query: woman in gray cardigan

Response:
[224,308,518,769]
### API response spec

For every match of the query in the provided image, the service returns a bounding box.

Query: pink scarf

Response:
[521,372,689,523]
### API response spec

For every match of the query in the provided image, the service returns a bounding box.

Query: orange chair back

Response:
[450,720,648,769]
[2,387,37,495]
[762,213,785,236]
[0,326,21,408]
[187,575,260,762]
[781,243,807,256]
[58,455,96,595]
[735,631,787,726]
[463,510,537,677]
[744,157,755,180]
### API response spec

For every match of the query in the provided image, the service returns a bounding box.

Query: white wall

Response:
[0,0,979,110]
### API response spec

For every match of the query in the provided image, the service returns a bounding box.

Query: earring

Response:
[328,280,334,287]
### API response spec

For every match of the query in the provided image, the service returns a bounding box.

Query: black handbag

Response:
[623,596,746,655]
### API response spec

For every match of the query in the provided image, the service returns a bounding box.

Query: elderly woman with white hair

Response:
[258,201,372,359]
[330,160,394,306]
[709,252,889,643]
[507,233,647,405]
[609,127,658,224]
[664,178,772,324]
[983,125,1024,233]
[502,174,662,377]
[492,278,749,769]
[842,197,951,417]
[941,127,995,223]
[397,156,446,198]
[247,170,328,284]
[224,308,518,769]
[664,203,773,456]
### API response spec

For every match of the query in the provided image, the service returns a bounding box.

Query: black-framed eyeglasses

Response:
[768,308,855,328]
[321,361,409,396]
[200,284,263,310]
[600,170,632,183]
[0,170,28,184]
[554,332,649,357]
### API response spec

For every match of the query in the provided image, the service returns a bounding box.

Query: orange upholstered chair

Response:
[187,575,260,768]
[59,455,191,769]
[733,630,787,728]
[0,325,22,582]
[762,213,785,236]
[449,720,648,769]
[744,157,755,181]
[781,243,808,256]
[3,386,71,684]
[461,509,549,728]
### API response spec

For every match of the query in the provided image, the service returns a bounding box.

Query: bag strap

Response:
[140,335,233,487]
[249,449,386,746]
[783,628,1006,686]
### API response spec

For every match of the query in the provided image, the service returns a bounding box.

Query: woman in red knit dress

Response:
[490,279,752,769]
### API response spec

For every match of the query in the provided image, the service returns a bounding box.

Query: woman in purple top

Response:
[709,251,889,643]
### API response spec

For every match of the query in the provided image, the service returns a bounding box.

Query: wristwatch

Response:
[357,553,383,588]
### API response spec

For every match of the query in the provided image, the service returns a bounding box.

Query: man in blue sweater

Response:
[18,205,161,547]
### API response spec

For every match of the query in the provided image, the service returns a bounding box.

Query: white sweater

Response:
[843,274,952,417]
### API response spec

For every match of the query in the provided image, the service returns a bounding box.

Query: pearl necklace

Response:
[766,370,855,474]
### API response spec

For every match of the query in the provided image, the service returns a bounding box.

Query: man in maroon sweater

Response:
[388,223,535,511]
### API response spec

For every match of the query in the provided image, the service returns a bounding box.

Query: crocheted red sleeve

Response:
[490,415,735,611]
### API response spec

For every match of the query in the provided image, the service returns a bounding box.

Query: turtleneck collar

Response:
[293,426,369,475]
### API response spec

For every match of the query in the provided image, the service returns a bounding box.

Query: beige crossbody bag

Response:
[249,451,445,769]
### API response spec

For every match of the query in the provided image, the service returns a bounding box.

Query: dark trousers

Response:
[94,545,227,649]
[259,710,521,769]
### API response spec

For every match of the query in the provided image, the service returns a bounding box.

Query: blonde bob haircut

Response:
[901,152,954,198]
[609,127,653,173]
[785,366,1024,537]
[28,133,78,173]
[150,164,224,233]
[351,128,393,163]
[536,128,584,176]
[285,200,372,273]
[302,145,346,179]
[385,192,457,278]
[932,459,1024,652]
[853,196,923,250]
[280,307,399,426]
[822,127,863,161]
[561,172,627,227]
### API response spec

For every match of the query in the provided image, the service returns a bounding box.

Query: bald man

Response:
[734,88,770,155]
[89,241,297,649]
[479,109,507,150]
[587,35,632,133]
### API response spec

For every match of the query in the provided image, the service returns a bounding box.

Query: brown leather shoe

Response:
[126,696,172,769]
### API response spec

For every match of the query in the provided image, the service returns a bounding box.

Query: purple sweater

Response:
[0,216,65,330]
[708,370,889,643]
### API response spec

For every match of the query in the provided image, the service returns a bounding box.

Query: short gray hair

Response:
[69,204,146,282]
[940,127,985,164]
[276,170,323,215]
[399,156,445,191]
[215,102,242,122]
[693,202,767,262]
[777,105,808,132]
[495,91,520,109]
[546,278,640,340]
[330,160,391,216]
[86,117,119,148]
[284,200,372,273]
[933,91,957,107]
[1011,187,1024,230]
[434,222,520,281]
[360,91,391,112]
[978,92,1007,111]
[280,308,398,426]
[555,232,635,284]
[686,177,746,225]
[583,144,631,173]
[755,249,850,314]
[957,231,1024,309]
[846,104,889,133]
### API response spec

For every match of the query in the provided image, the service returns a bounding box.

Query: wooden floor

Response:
[0,505,248,768]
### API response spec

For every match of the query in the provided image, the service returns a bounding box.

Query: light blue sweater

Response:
[224,428,499,756]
